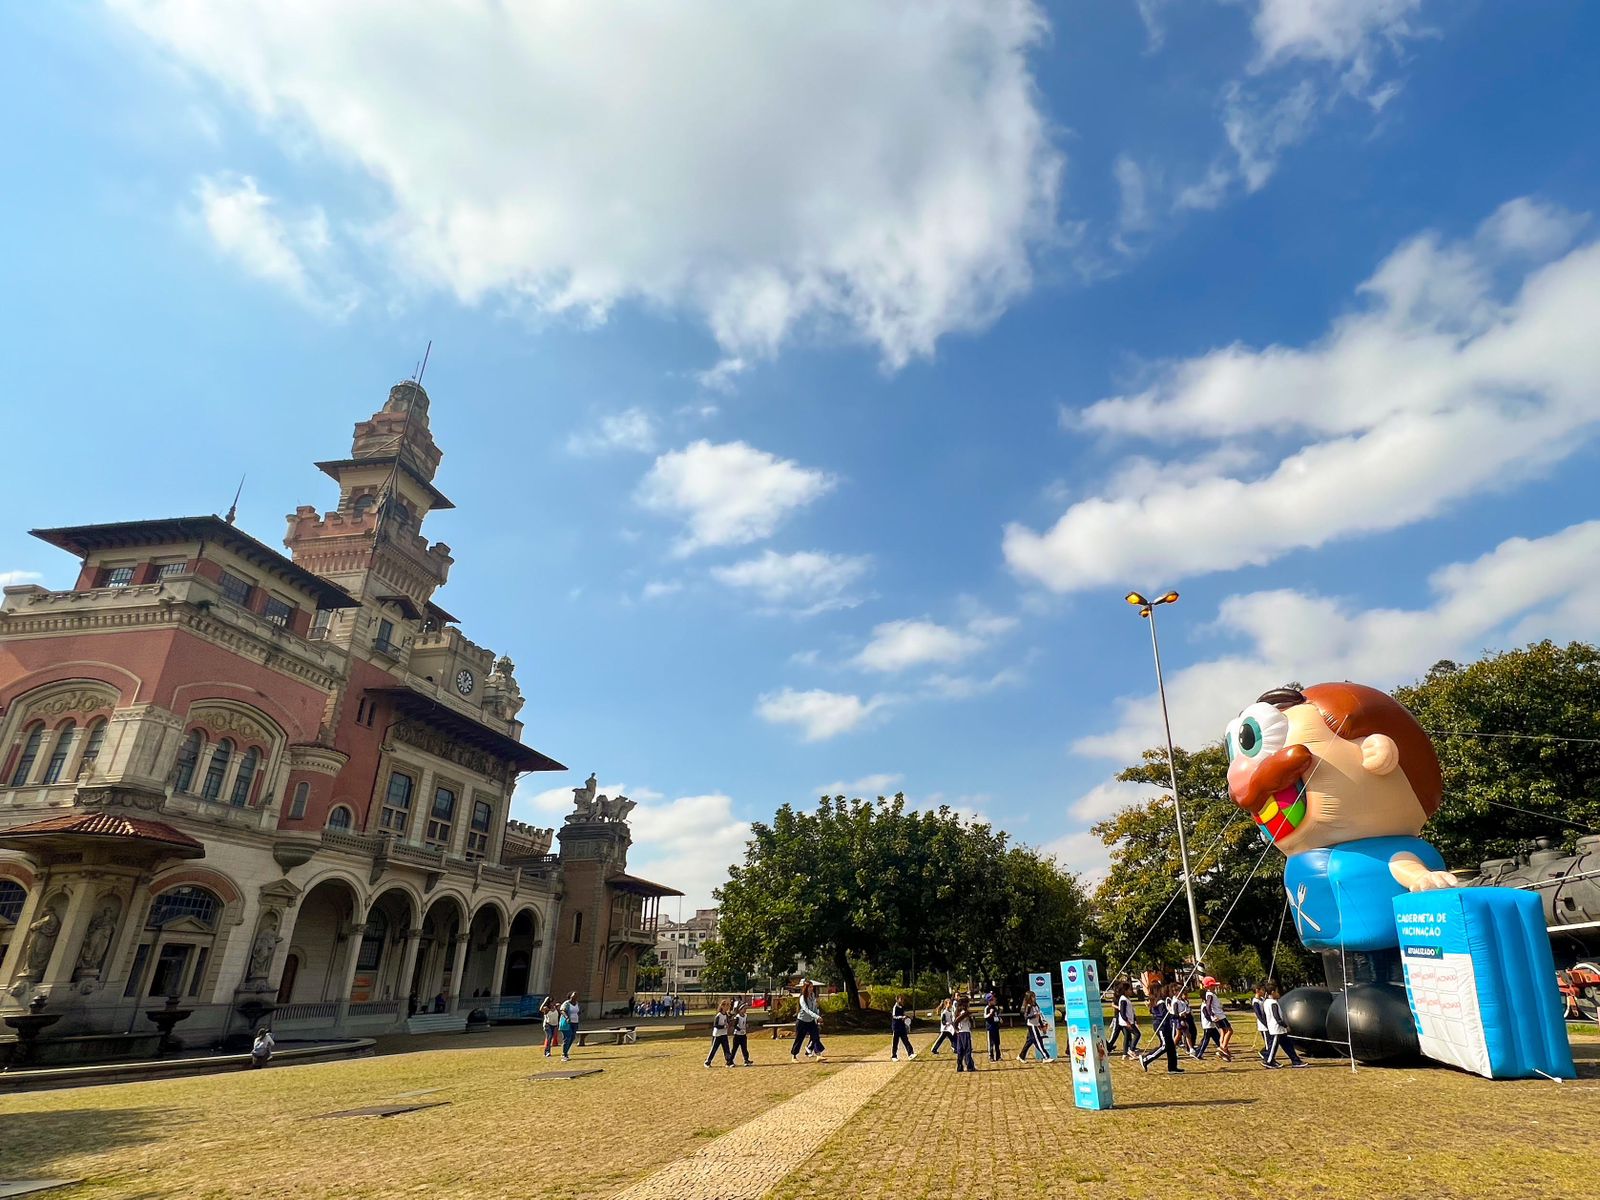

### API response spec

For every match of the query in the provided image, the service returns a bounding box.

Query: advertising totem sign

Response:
[1028,970,1059,1061]
[1060,959,1115,1111]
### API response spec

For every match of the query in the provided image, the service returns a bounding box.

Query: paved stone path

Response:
[609,1053,900,1200]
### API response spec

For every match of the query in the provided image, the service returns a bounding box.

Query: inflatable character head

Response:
[1224,682,1441,856]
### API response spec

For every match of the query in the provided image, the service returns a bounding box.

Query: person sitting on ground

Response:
[250,1026,275,1070]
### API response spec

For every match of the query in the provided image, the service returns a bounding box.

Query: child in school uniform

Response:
[1251,984,1271,1062]
[1169,986,1196,1056]
[1193,976,1233,1062]
[1139,983,1182,1073]
[1115,983,1142,1058]
[890,995,916,1061]
[953,992,977,1073]
[1017,991,1051,1062]
[929,997,955,1056]
[705,999,733,1068]
[983,992,1003,1062]
[1261,984,1307,1069]
[730,1000,752,1066]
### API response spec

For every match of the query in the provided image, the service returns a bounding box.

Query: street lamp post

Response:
[1125,590,1205,971]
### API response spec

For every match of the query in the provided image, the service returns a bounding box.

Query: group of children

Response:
[704,998,757,1067]
[896,988,1056,1071]
[1109,977,1306,1072]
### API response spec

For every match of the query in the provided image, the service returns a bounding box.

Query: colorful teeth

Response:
[1257,780,1306,842]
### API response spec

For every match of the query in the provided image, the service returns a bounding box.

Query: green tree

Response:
[1394,641,1600,867]
[697,940,750,992]
[635,948,664,990]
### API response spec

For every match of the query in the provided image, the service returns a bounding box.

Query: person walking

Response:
[1017,990,1050,1062]
[983,992,1003,1062]
[730,1000,753,1066]
[559,991,581,1061]
[1194,977,1234,1062]
[249,1026,275,1069]
[953,992,977,1072]
[1261,984,1308,1068]
[929,997,955,1056]
[540,997,560,1058]
[1114,984,1142,1059]
[890,994,916,1061]
[1168,984,1196,1057]
[791,981,825,1062]
[1251,983,1271,1062]
[1140,983,1182,1073]
[705,999,733,1068]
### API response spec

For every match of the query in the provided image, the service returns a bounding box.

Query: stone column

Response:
[394,927,422,1019]
[331,918,368,1028]
[489,935,510,1004]
[38,880,98,994]
[446,931,470,1013]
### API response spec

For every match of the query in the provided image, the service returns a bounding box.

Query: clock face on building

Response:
[455,669,475,696]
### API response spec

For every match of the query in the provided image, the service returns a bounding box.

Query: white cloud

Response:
[1113,154,1153,244]
[637,440,834,555]
[1221,79,1318,193]
[626,792,751,911]
[756,687,890,742]
[116,0,1062,369]
[694,357,749,394]
[194,173,355,315]
[710,549,872,615]
[1076,519,1600,763]
[1250,0,1425,73]
[817,772,905,798]
[1006,199,1600,593]
[566,408,657,456]
[641,580,683,601]
[0,571,43,588]
[852,614,1018,673]
[1041,779,1172,886]
[923,667,1027,700]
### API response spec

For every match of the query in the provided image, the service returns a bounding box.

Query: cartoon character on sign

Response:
[1224,683,1450,1061]
[1072,1034,1088,1073]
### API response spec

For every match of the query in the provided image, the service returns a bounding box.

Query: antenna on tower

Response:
[224,475,246,525]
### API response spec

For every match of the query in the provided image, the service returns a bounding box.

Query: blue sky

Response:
[4,2,1598,908]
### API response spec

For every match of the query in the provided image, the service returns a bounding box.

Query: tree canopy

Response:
[712,794,1089,1007]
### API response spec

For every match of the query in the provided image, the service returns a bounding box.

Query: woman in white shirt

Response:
[559,992,581,1061]
[790,981,825,1062]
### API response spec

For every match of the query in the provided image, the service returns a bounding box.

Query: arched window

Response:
[353,494,377,519]
[9,723,45,786]
[356,908,389,972]
[230,747,260,807]
[131,885,222,1001]
[0,880,26,974]
[200,738,233,801]
[78,718,108,779]
[172,730,203,793]
[289,781,310,820]
[326,805,353,831]
[41,722,79,785]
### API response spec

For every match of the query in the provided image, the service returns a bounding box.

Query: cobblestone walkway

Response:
[609,1053,900,1200]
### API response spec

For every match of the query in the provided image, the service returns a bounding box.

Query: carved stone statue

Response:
[22,905,62,976]
[247,912,281,982]
[568,773,600,822]
[75,899,120,975]
[494,655,515,677]
[613,796,637,822]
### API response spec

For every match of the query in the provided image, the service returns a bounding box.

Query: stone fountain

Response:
[2,994,63,1070]
[143,994,194,1056]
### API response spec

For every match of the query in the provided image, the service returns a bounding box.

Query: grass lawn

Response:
[0,1028,886,1199]
[1,1023,1595,1200]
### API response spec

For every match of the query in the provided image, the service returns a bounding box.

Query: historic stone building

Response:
[0,380,676,1050]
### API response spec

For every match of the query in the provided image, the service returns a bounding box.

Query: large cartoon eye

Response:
[1223,717,1242,761]
[1232,702,1289,760]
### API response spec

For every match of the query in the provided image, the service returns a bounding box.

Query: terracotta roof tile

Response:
[0,811,205,851]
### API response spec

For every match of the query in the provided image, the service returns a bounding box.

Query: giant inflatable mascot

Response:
[1224,683,1574,1079]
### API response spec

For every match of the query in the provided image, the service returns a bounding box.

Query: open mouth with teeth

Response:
[1255,777,1307,842]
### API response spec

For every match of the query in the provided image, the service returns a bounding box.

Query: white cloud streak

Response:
[637,440,834,555]
[1006,199,1600,593]
[194,173,354,315]
[756,688,891,742]
[710,549,872,615]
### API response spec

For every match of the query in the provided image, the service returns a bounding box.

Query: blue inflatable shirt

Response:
[1284,836,1445,952]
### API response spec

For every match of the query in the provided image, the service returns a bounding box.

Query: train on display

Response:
[1461,833,1600,1020]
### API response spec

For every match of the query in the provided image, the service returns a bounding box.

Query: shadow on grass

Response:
[1113,1098,1258,1111]
[0,1106,183,1180]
